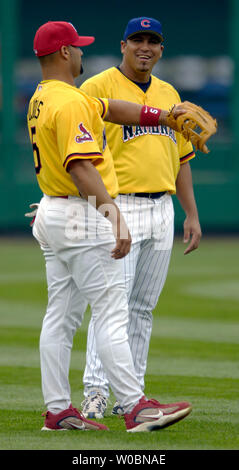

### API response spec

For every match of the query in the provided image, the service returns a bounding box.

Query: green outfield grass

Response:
[0,236,238,451]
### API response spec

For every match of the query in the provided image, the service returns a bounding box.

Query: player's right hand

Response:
[111,234,132,259]
[111,215,132,259]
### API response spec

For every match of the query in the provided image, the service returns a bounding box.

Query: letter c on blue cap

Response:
[141,19,151,28]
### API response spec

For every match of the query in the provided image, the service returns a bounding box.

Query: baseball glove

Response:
[166,101,217,153]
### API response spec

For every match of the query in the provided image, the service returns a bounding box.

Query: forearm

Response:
[105,99,173,127]
[176,162,202,254]
[176,162,199,218]
[68,159,120,223]
[68,159,131,257]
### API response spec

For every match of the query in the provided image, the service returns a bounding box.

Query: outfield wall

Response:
[1,141,238,234]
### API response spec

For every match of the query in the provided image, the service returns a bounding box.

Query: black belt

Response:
[119,191,166,199]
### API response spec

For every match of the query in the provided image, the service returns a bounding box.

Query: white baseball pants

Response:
[33,195,143,413]
[83,193,174,397]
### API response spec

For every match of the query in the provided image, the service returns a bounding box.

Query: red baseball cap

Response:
[33,21,95,57]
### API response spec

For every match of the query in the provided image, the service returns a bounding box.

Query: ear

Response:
[120,40,127,54]
[59,45,71,60]
[159,44,164,58]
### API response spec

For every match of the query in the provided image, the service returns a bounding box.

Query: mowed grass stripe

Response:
[151,316,239,343]
[1,326,239,358]
[0,272,46,283]
[0,301,91,328]
[147,355,239,379]
[0,341,238,379]
[0,301,45,327]
[1,305,238,342]
[1,364,239,396]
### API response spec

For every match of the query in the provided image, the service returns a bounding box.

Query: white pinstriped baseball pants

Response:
[32,195,143,413]
[83,193,174,397]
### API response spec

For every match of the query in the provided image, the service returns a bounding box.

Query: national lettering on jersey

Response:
[122,124,177,144]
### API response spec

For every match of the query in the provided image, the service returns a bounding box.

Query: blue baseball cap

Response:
[123,17,164,42]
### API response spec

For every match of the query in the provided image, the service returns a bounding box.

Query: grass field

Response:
[0,236,238,452]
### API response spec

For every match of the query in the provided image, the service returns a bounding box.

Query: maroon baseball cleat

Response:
[124,396,192,432]
[41,404,109,431]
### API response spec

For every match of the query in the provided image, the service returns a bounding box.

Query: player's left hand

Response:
[183,216,202,255]
[25,203,39,226]
[165,101,217,153]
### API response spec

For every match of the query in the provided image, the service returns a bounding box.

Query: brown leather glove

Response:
[166,101,217,153]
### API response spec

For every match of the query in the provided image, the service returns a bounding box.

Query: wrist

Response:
[184,211,199,220]
[158,109,169,126]
[140,105,162,127]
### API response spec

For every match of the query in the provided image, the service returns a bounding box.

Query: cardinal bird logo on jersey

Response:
[75,123,94,143]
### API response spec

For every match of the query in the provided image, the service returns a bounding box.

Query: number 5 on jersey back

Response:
[30,126,41,174]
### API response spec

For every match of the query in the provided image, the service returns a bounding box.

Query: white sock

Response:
[48,401,71,414]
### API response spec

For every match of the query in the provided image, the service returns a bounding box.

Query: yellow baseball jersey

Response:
[80,67,195,194]
[27,79,118,198]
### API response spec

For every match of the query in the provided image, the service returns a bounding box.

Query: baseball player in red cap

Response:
[27,20,192,431]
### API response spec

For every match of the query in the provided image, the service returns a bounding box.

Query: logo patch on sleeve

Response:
[75,123,94,144]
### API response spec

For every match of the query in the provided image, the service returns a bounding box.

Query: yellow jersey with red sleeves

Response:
[80,67,195,194]
[27,79,118,198]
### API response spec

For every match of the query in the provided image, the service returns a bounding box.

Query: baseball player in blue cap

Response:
[80,16,201,418]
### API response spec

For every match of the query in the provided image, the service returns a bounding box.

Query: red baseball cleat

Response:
[124,396,192,432]
[41,404,109,431]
